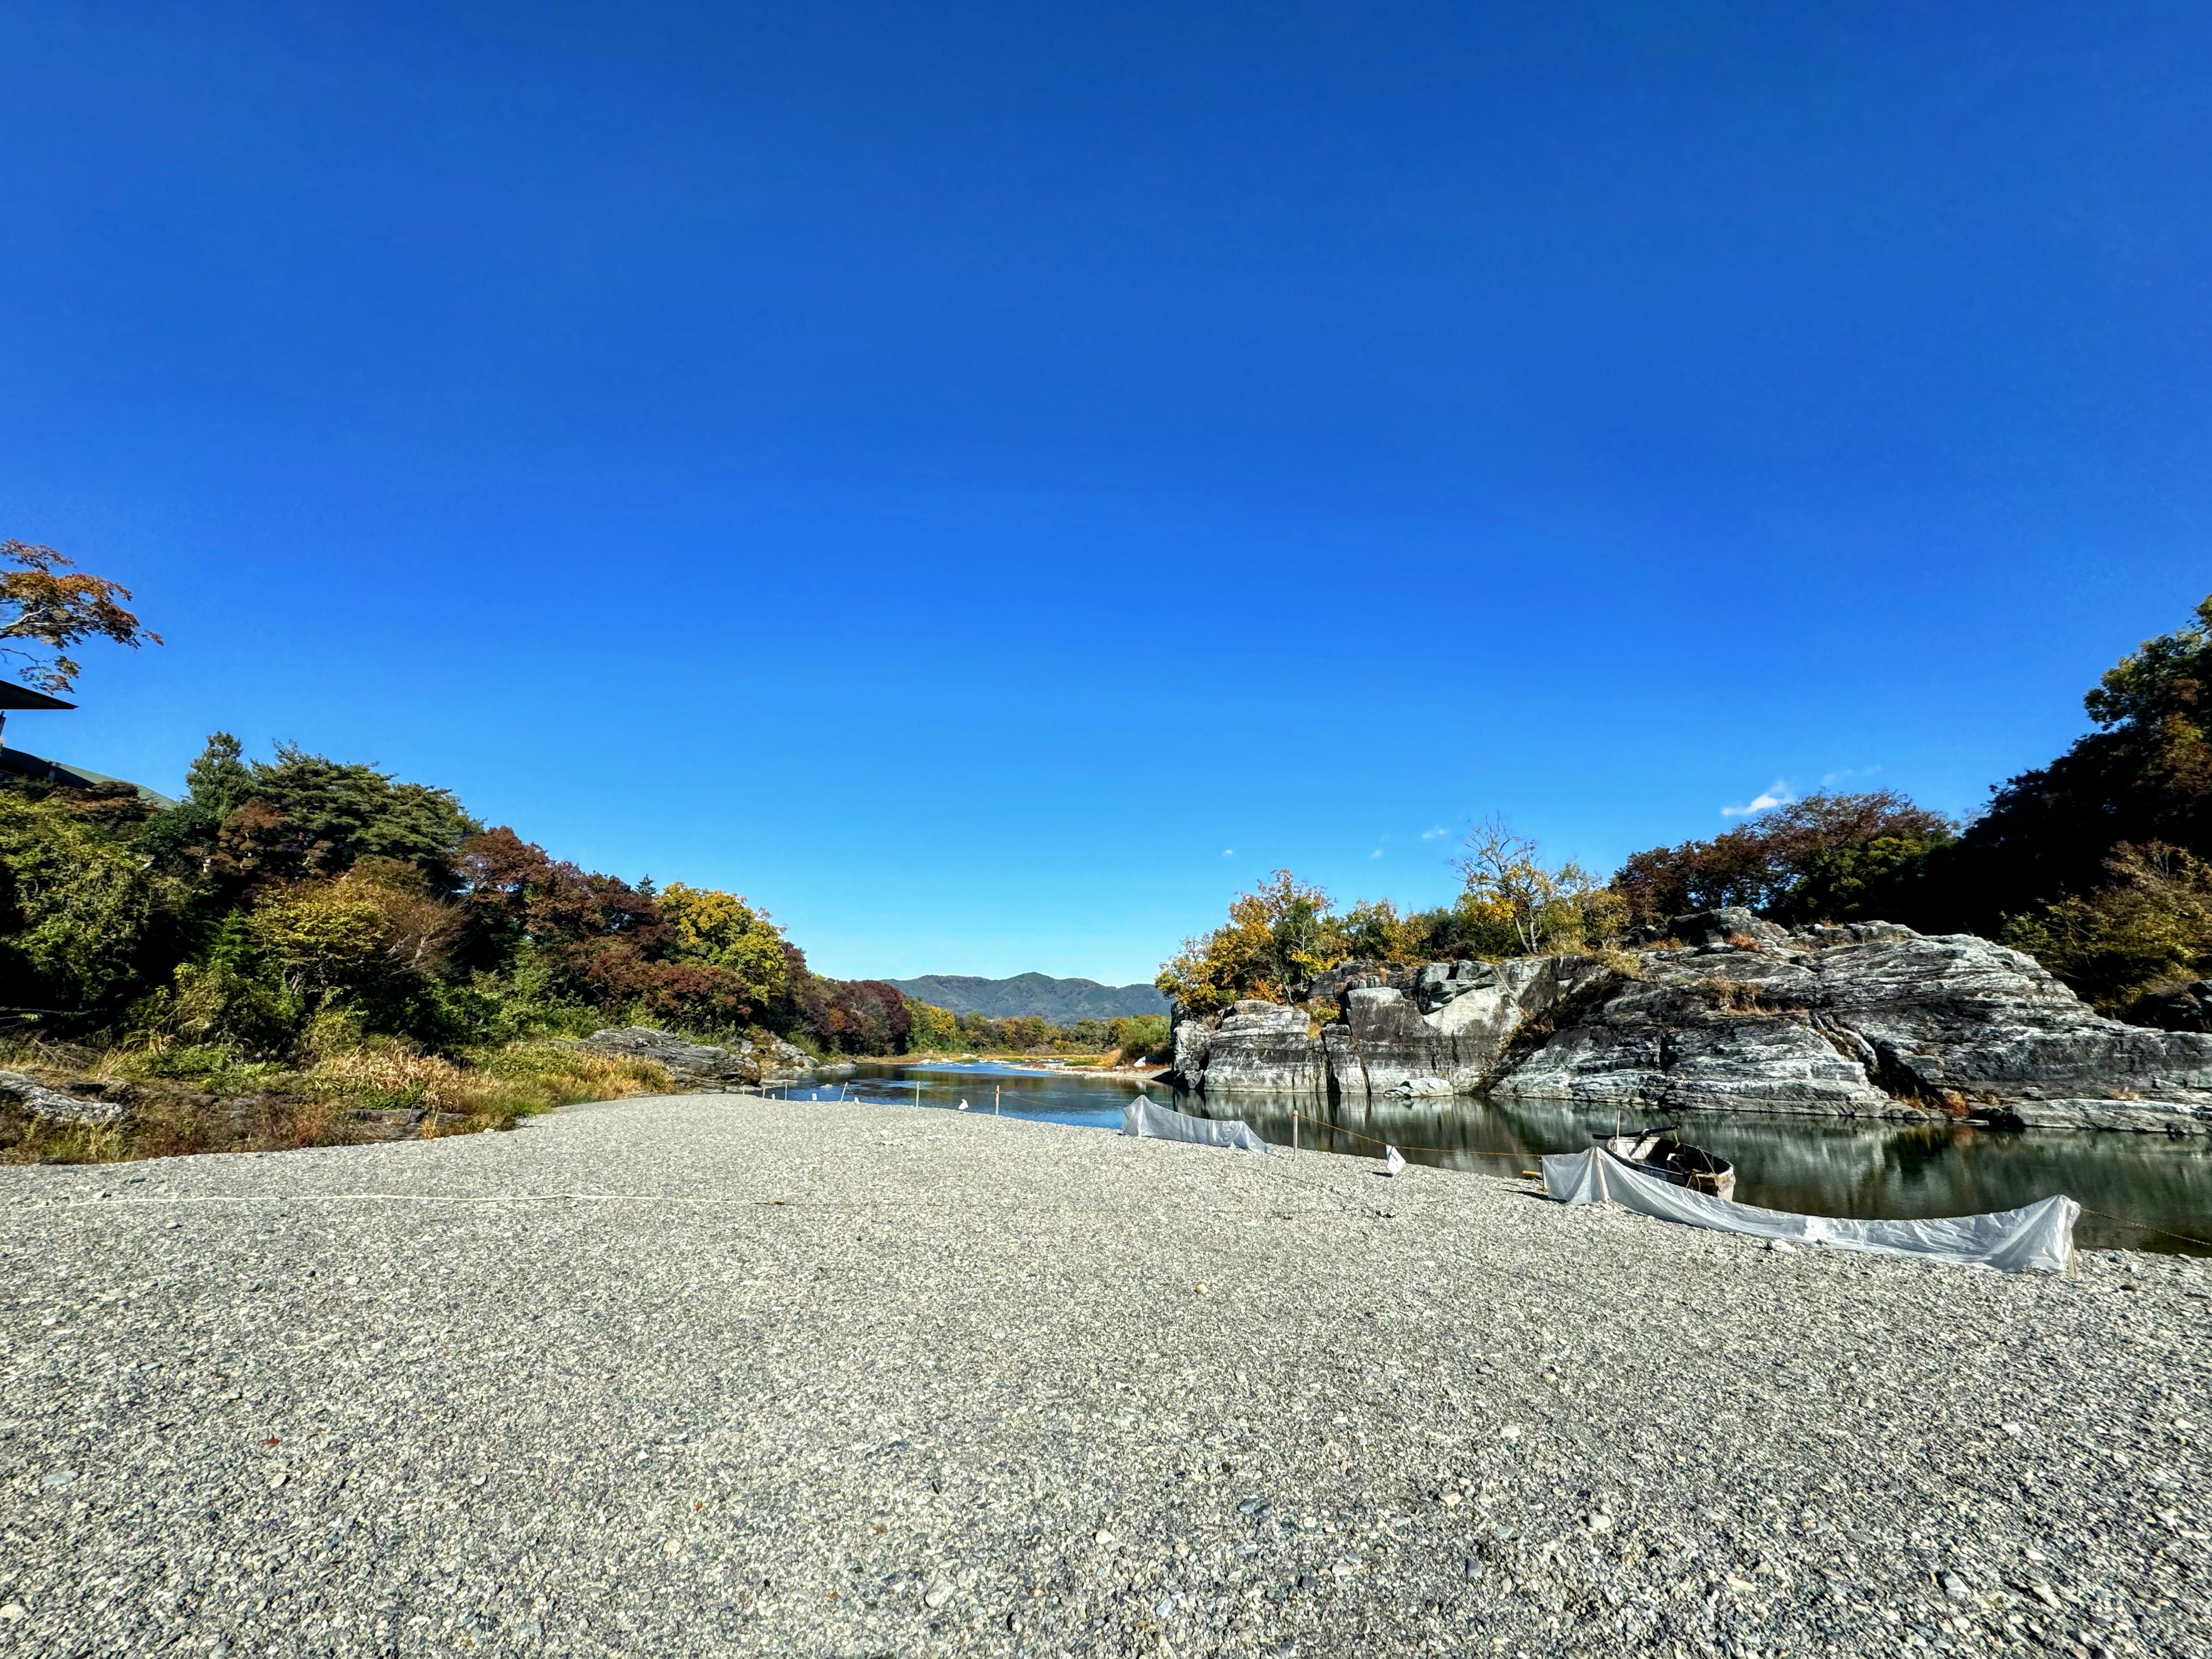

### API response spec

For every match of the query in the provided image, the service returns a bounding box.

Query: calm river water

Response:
[781,1060,2212,1256]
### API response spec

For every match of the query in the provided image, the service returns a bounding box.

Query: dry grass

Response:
[0,1038,674,1166]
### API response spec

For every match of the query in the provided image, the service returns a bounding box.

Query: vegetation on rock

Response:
[1611,791,1957,927]
[1158,838,1623,1014]
[1166,593,2212,1024]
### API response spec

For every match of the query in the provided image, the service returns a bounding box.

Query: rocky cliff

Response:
[1168,910,2212,1132]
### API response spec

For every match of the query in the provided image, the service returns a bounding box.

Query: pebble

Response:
[0,1093,2202,1658]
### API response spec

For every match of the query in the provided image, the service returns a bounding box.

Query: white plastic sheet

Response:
[1543,1149,2076,1274]
[1385,1146,1407,1177]
[1121,1097,1271,1154]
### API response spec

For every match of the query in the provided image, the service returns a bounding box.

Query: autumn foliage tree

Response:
[1611,791,1957,927]
[0,726,923,1056]
[1156,870,1343,1014]
[0,540,160,692]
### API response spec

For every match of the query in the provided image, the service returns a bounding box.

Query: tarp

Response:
[1543,1149,2076,1274]
[1121,1096,1272,1154]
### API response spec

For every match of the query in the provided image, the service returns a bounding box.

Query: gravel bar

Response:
[2,1093,2207,1657]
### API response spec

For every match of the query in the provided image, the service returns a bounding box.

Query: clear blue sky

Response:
[5,3,2209,983]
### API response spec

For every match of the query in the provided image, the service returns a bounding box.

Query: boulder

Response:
[1661,908,1793,949]
[577,1027,816,1091]
[0,1070,130,1128]
[2123,980,2212,1032]
[1198,1001,1327,1093]
[1168,1004,1213,1088]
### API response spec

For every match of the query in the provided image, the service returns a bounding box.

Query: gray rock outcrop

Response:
[577,1027,816,1090]
[0,1070,130,1128]
[1171,909,2212,1132]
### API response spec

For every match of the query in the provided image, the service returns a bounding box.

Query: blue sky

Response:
[5,3,2210,983]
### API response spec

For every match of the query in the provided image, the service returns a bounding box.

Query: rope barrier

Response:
[2074,1203,2212,1252]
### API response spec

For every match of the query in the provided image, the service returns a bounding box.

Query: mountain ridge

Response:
[883,972,1167,1023]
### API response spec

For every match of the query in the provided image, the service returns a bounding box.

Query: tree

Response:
[1156,870,1344,1013]
[1336,898,1437,964]
[1455,818,1623,953]
[906,999,964,1051]
[452,827,670,1003]
[0,789,185,1016]
[801,978,911,1054]
[1611,791,1956,926]
[1940,595,2212,926]
[657,881,793,1023]
[220,747,478,890]
[1,540,160,693]
[248,859,459,1022]
[184,733,254,821]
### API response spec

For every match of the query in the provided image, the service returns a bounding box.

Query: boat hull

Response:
[1597,1131,1737,1203]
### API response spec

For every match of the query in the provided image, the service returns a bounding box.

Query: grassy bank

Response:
[0,1036,675,1165]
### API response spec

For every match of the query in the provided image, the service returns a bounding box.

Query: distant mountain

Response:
[884,973,1168,1024]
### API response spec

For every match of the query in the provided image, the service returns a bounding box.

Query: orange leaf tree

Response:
[1,540,161,692]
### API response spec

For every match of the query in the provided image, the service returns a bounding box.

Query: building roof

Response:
[0,747,177,808]
[0,683,75,711]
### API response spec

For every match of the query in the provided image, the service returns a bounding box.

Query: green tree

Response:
[905,999,964,1051]
[657,882,791,1010]
[1941,595,2212,927]
[0,790,185,1016]
[1337,898,1435,964]
[2002,844,2212,1013]
[1105,1013,1169,1062]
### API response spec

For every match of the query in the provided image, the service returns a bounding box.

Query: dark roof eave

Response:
[0,683,76,711]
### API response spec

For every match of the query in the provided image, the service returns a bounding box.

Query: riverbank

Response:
[4,1093,2203,1656]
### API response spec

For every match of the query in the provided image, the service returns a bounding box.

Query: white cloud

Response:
[1371,849,1384,858]
[1221,849,1234,857]
[1820,766,1881,787]
[1722,781,1795,819]
[1419,825,1450,840]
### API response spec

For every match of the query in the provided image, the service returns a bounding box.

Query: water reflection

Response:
[783,1062,2212,1256]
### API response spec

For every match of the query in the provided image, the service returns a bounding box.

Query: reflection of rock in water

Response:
[1179,1086,2212,1256]
[1181,1090,1554,1165]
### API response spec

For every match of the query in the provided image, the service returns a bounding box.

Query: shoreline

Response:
[819,1054,1173,1081]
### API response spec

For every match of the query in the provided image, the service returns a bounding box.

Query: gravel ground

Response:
[2,1094,2207,1659]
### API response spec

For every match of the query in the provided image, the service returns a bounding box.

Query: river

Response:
[781,1060,2212,1255]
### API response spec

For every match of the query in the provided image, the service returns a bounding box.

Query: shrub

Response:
[0,790,186,1018]
[2002,843,2212,1013]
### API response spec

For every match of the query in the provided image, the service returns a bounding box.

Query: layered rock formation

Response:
[577,1026,817,1090]
[1168,910,2212,1132]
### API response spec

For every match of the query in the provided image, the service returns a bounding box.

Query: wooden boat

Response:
[1595,1128,1737,1202]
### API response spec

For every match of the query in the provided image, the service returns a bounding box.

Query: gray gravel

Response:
[2,1094,2207,1658]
